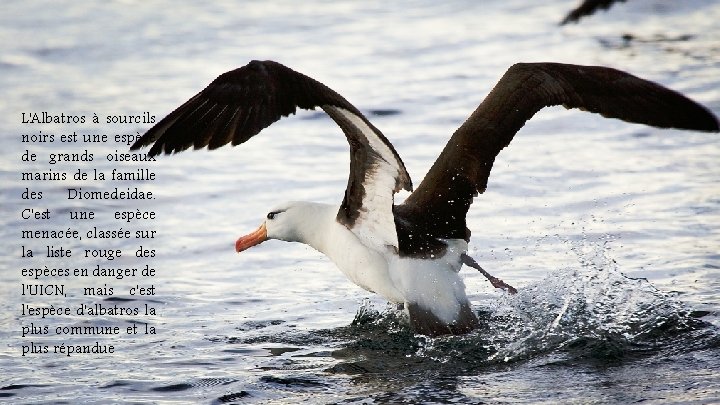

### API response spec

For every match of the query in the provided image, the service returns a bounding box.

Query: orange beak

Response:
[235,222,267,252]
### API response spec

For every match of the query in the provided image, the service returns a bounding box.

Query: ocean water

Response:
[1,0,719,403]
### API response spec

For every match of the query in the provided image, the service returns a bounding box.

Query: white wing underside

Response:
[332,108,405,254]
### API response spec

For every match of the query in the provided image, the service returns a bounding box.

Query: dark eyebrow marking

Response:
[266,209,286,220]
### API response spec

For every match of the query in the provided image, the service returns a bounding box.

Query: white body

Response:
[268,201,473,326]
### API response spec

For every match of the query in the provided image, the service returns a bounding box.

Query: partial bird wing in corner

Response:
[560,0,628,25]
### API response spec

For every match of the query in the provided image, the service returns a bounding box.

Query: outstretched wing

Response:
[396,62,719,255]
[131,60,412,252]
[560,0,627,25]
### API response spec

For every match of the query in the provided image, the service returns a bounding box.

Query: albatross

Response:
[131,60,719,336]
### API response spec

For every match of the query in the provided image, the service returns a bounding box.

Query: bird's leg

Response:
[461,253,518,294]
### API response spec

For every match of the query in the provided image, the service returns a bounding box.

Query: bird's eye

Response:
[266,212,277,220]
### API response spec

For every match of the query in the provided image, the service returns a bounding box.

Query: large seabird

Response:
[131,60,719,336]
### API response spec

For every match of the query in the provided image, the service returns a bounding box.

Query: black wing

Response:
[395,62,719,255]
[560,0,627,25]
[131,60,412,251]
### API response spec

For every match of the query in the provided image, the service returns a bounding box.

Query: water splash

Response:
[219,238,713,381]
[328,238,710,370]
[484,238,705,363]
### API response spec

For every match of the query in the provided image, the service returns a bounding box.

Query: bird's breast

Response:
[320,221,404,303]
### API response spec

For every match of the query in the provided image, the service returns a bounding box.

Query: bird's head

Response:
[235,201,327,252]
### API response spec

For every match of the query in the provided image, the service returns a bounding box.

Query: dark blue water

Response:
[1,0,719,403]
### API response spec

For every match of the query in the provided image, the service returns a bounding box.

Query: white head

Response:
[234,201,333,252]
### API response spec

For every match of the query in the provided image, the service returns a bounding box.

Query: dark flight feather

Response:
[561,0,627,25]
[397,62,719,256]
[131,60,412,231]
